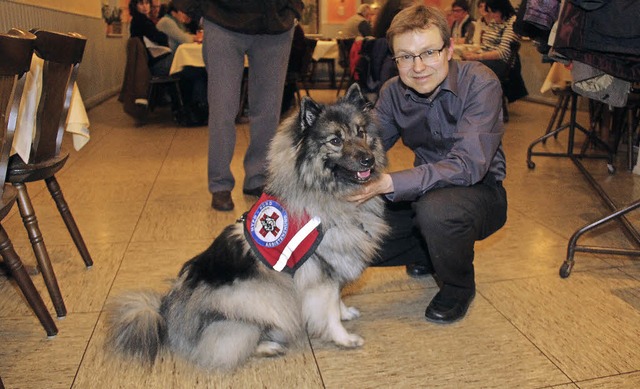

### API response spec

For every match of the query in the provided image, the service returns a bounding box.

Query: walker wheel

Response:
[527,160,535,169]
[559,261,573,278]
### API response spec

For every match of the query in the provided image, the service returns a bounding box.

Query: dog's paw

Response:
[340,305,360,321]
[334,333,364,349]
[255,341,286,358]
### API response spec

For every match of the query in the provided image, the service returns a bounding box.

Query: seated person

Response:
[450,0,475,45]
[342,4,373,38]
[461,0,527,102]
[129,0,172,77]
[156,1,202,51]
[471,0,488,45]
[157,1,208,125]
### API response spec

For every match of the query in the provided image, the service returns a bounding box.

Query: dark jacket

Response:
[130,12,169,46]
[174,0,303,35]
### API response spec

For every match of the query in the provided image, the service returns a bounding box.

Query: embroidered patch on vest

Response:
[244,193,323,274]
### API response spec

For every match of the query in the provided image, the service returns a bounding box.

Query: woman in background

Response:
[462,0,528,103]
[129,0,172,76]
[462,0,517,78]
[156,1,207,125]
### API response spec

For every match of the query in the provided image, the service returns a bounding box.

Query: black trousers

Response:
[373,179,507,299]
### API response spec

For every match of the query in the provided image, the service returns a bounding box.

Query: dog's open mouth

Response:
[334,166,374,183]
[356,169,372,181]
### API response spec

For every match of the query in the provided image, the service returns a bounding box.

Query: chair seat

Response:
[7,151,69,183]
[0,184,17,220]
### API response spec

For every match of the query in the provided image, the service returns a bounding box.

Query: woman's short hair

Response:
[484,0,516,19]
[386,4,451,53]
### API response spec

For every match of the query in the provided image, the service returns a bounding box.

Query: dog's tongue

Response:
[357,170,371,179]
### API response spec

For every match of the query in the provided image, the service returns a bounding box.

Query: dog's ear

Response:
[299,96,323,132]
[343,83,370,111]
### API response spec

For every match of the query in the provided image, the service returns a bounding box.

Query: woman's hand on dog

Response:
[347,173,394,204]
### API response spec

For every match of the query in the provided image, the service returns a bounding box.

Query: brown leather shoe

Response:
[211,191,234,211]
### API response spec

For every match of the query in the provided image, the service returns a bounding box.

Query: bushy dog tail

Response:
[105,290,166,364]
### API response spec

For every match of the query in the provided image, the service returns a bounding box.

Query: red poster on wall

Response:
[326,0,357,24]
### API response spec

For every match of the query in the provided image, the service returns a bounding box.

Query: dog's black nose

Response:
[360,156,374,168]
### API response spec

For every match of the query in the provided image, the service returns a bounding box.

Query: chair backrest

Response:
[29,29,86,164]
[300,37,318,80]
[0,29,35,193]
[337,37,355,69]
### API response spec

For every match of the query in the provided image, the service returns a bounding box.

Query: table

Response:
[169,40,339,74]
[312,39,338,61]
[12,55,90,162]
[453,43,481,60]
[169,42,205,75]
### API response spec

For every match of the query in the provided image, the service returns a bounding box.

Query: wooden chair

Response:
[6,29,92,319]
[0,28,57,336]
[119,37,183,123]
[285,37,318,105]
[336,37,355,96]
[499,40,522,123]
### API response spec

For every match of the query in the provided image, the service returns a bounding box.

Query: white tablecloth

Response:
[12,55,90,162]
[169,40,339,75]
[312,40,339,61]
[169,42,205,75]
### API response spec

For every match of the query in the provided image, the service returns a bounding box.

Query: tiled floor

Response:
[1,89,640,388]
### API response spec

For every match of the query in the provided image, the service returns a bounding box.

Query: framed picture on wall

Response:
[326,0,356,24]
[301,0,319,34]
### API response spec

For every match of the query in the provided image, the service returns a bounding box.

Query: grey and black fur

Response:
[105,84,389,371]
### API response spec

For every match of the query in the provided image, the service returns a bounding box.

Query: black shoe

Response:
[406,263,433,278]
[242,186,264,197]
[425,290,475,324]
[211,191,234,211]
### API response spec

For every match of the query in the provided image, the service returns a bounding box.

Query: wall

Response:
[0,0,127,109]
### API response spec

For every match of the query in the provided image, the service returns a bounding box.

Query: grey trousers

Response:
[203,20,293,193]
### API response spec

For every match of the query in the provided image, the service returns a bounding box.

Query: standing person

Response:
[349,4,507,323]
[450,0,475,44]
[196,1,303,211]
[342,4,373,38]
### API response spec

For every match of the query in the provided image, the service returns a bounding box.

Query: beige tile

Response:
[474,207,612,284]
[344,266,437,296]
[313,289,568,388]
[108,240,210,296]
[73,315,323,389]
[2,200,146,246]
[481,269,640,381]
[0,312,100,389]
[0,242,127,316]
[578,371,640,388]
[130,196,255,243]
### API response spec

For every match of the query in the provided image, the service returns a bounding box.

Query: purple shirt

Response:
[374,60,506,202]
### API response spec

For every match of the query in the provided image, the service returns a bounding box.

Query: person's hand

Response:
[195,29,204,43]
[346,173,394,204]
[462,51,478,60]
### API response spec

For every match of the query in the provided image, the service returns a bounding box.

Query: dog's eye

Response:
[329,136,343,146]
[356,127,366,139]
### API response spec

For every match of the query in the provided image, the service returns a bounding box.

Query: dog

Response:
[105,83,389,371]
